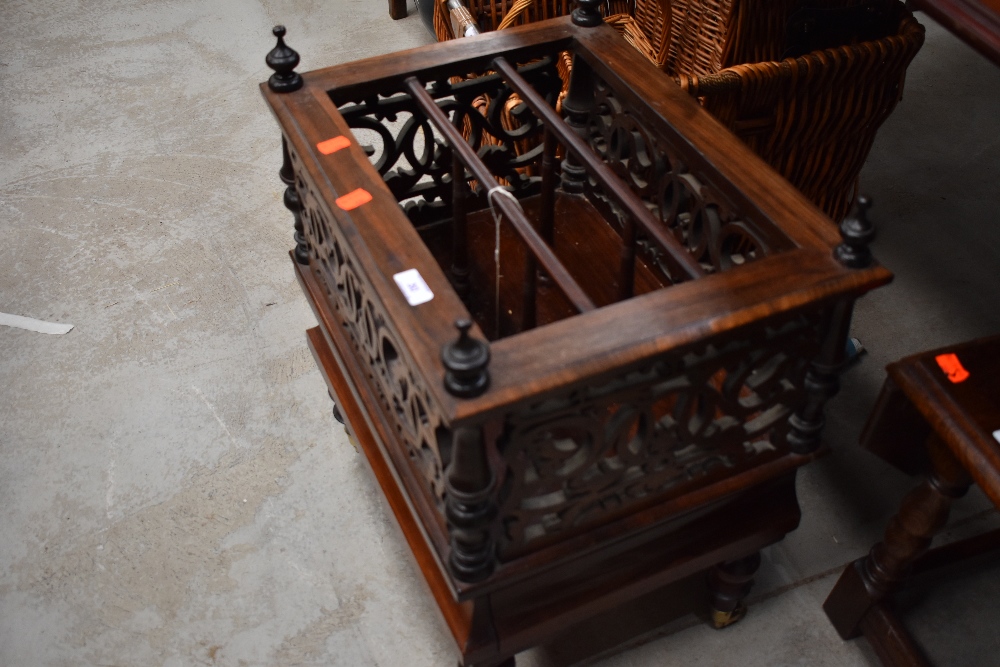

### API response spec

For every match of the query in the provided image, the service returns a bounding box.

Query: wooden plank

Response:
[914,0,1000,68]
[303,19,575,96]
[469,248,889,423]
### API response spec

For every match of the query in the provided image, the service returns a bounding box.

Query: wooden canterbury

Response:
[262,12,893,663]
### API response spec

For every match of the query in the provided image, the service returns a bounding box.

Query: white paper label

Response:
[393,269,434,306]
[993,429,1000,446]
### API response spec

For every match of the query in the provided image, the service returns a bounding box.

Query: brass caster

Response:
[711,601,747,629]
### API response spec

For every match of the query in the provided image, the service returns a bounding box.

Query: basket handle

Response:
[496,0,535,30]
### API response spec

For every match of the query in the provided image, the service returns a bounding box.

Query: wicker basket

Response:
[679,6,924,222]
[433,0,924,220]
[432,0,672,163]
[436,1,673,68]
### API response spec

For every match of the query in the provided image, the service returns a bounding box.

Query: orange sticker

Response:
[935,353,970,383]
[336,188,372,211]
[317,136,351,155]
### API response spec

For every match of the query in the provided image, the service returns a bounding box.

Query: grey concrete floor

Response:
[1,2,998,665]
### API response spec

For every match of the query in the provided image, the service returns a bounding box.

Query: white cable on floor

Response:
[0,312,74,335]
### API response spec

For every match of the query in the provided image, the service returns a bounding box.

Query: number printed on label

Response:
[393,268,434,306]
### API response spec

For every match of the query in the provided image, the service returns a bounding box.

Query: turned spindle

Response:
[446,426,496,582]
[834,195,875,268]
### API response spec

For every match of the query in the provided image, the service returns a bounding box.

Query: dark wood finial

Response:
[442,319,490,398]
[834,195,875,268]
[266,25,303,93]
[572,0,604,27]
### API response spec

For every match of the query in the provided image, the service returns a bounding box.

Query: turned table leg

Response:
[708,551,762,628]
[824,434,971,639]
[388,0,407,20]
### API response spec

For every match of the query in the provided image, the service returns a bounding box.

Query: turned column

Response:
[823,434,971,639]
[559,1,602,193]
[787,298,850,454]
[788,197,876,454]
[446,426,497,582]
[279,137,309,265]
[440,321,495,582]
[266,26,309,265]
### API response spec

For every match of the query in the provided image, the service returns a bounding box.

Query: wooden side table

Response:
[824,334,1000,666]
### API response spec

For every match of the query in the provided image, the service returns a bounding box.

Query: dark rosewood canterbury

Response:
[263,9,891,665]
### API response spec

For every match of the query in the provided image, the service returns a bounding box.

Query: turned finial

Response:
[266,25,303,93]
[834,195,875,268]
[573,0,604,27]
[442,319,490,398]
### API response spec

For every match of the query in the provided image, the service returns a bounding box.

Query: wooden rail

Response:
[492,56,706,281]
[404,76,597,314]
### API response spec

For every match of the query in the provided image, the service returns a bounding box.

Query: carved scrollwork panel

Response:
[585,79,779,280]
[494,312,825,558]
[286,143,451,515]
[330,57,563,226]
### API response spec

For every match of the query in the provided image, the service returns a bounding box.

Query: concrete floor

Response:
[1,1,999,665]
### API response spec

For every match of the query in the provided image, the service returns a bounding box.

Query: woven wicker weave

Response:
[434,1,669,66]
[435,1,616,40]
[433,0,925,220]
[680,6,924,222]
[431,0,671,134]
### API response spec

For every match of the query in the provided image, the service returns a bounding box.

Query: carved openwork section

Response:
[585,79,789,279]
[331,56,564,227]
[286,141,451,514]
[494,311,825,558]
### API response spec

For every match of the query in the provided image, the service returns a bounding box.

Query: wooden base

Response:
[295,253,810,665]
